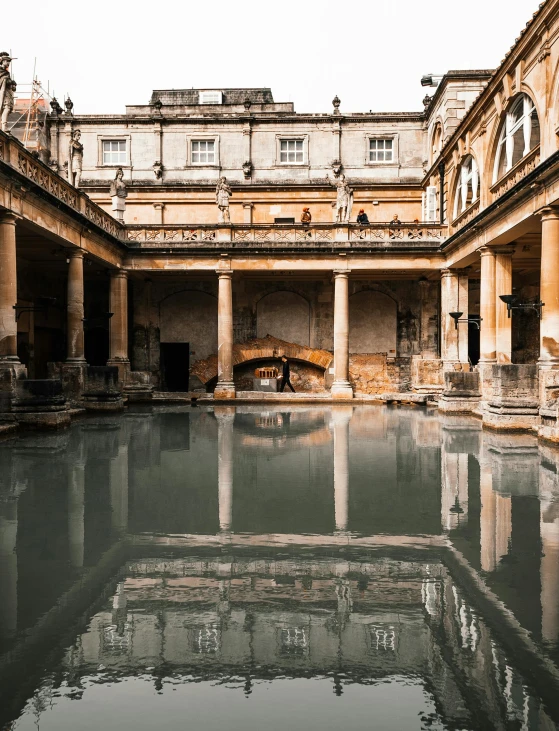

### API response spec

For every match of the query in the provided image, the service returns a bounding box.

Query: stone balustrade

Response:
[490,146,541,200]
[126,222,447,249]
[0,130,124,240]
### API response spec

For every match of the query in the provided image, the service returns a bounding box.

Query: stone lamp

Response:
[499,294,545,319]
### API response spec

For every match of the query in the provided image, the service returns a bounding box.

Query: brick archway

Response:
[190,335,333,385]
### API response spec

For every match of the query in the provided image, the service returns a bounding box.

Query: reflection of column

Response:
[110,444,129,534]
[216,406,235,532]
[441,451,469,530]
[480,451,512,572]
[66,250,86,363]
[539,208,559,367]
[495,249,514,364]
[331,271,353,398]
[479,247,497,363]
[333,406,353,531]
[215,271,235,399]
[0,501,18,639]
[440,269,469,366]
[68,461,85,568]
[0,213,19,361]
[108,270,129,363]
[540,499,559,641]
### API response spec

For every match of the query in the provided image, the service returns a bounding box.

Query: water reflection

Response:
[1,405,559,729]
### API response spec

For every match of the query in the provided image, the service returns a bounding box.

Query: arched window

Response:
[453,155,479,219]
[431,123,443,163]
[493,94,540,182]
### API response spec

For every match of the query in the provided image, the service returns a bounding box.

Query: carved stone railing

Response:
[490,146,541,200]
[125,223,447,248]
[451,200,481,233]
[0,130,124,240]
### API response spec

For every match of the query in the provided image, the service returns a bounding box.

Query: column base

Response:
[331,381,354,400]
[107,359,130,389]
[214,382,236,400]
[60,362,88,404]
[0,361,27,413]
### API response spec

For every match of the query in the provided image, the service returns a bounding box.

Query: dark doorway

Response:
[85,327,110,366]
[468,317,480,366]
[160,343,190,391]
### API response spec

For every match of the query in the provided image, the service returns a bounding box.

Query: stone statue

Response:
[0,53,16,133]
[152,160,163,179]
[333,174,353,223]
[109,167,127,221]
[215,176,231,224]
[68,129,83,187]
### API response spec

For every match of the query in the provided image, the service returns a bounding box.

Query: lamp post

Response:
[448,312,482,330]
[498,294,544,319]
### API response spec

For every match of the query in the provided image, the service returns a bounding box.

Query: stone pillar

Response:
[0,213,19,361]
[479,455,497,572]
[66,250,86,363]
[332,406,353,532]
[110,444,129,535]
[215,271,235,399]
[495,248,514,364]
[479,247,497,363]
[68,461,85,568]
[541,519,559,642]
[539,208,559,368]
[108,270,130,384]
[216,406,235,531]
[331,271,353,399]
[440,269,469,367]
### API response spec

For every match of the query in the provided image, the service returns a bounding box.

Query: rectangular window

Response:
[102,140,127,165]
[280,139,304,163]
[369,138,393,162]
[199,91,222,105]
[191,139,216,164]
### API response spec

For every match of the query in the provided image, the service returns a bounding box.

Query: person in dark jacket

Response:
[356,209,369,224]
[279,355,295,392]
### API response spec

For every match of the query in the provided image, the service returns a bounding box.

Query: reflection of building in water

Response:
[50,552,553,729]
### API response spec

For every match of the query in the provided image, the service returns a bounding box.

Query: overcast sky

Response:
[8,0,542,115]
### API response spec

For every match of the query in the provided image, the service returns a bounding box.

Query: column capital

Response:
[109,268,128,279]
[67,248,84,260]
[478,246,496,258]
[332,269,351,278]
[216,269,233,279]
[0,212,18,226]
[538,206,559,223]
[441,267,469,278]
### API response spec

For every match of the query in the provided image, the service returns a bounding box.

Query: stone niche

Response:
[256,291,310,345]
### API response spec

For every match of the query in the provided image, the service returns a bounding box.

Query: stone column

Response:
[440,269,469,367]
[332,406,353,531]
[479,247,497,363]
[495,248,514,364]
[110,443,129,535]
[216,406,235,532]
[331,271,353,399]
[0,501,18,640]
[215,271,235,399]
[539,209,559,367]
[108,270,130,384]
[66,250,86,363]
[0,213,19,361]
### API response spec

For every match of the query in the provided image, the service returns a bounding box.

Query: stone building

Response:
[2,0,559,437]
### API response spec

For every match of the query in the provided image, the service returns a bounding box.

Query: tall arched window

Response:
[453,155,479,219]
[431,123,443,164]
[493,94,540,182]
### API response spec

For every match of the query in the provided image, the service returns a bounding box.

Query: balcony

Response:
[125,223,447,250]
[0,130,124,240]
[490,146,541,200]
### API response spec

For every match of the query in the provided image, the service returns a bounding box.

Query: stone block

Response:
[411,357,444,394]
[481,364,539,431]
[85,366,121,395]
[124,370,154,403]
[438,371,480,414]
[11,378,69,430]
[0,362,27,412]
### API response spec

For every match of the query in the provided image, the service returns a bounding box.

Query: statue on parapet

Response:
[216,176,231,224]
[0,52,16,134]
[109,167,127,222]
[332,173,353,224]
[68,129,83,187]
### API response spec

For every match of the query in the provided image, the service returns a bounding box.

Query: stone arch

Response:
[256,290,311,346]
[349,290,397,355]
[159,289,217,361]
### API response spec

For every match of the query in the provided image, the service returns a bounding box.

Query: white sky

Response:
[8,0,542,115]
